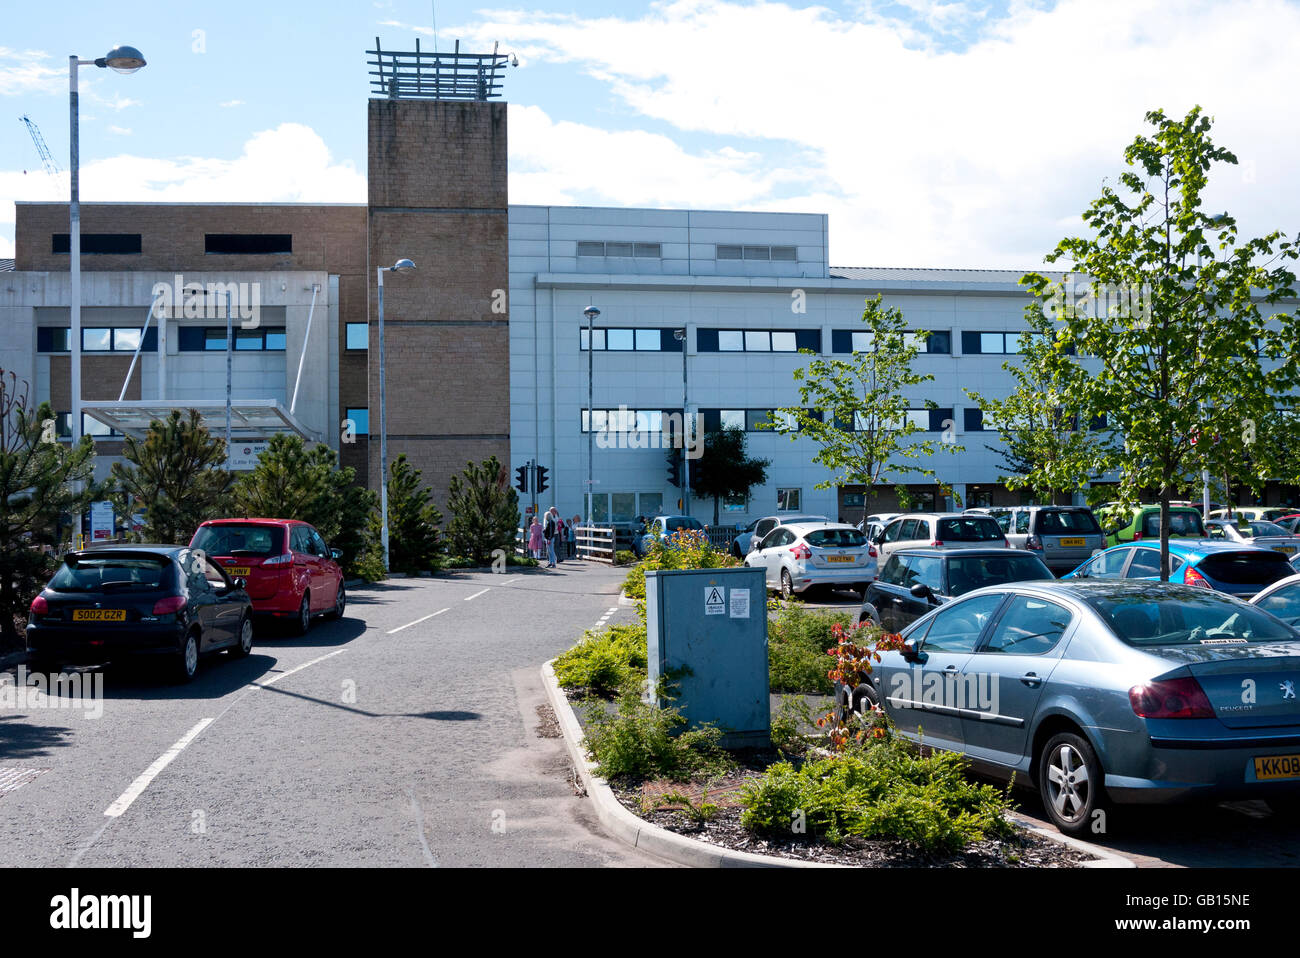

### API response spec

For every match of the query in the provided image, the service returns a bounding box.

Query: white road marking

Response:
[496,576,521,586]
[463,588,489,602]
[407,788,439,868]
[387,608,449,634]
[252,649,349,688]
[592,606,619,630]
[103,719,213,818]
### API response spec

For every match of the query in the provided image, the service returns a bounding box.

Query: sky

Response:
[3,0,1299,268]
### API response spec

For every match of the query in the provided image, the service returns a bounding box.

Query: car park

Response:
[744,521,876,598]
[873,512,1010,564]
[1097,503,1206,546]
[989,506,1106,575]
[857,547,1054,631]
[26,544,253,683]
[190,518,345,635]
[1204,518,1300,556]
[730,513,828,559]
[852,580,1300,835]
[1063,540,1293,598]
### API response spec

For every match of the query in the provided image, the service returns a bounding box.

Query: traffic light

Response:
[535,465,549,494]
[689,452,704,493]
[515,463,530,493]
[666,449,682,487]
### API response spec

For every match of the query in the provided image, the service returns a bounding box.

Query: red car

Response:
[189,519,345,634]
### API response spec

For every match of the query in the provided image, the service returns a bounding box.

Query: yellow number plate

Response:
[1255,755,1300,780]
[1059,538,1086,547]
[1272,546,1296,555]
[72,609,125,622]
[226,566,251,576]
[826,556,854,563]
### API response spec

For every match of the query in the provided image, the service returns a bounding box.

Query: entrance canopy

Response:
[81,399,320,443]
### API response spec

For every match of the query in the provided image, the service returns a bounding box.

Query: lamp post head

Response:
[583,306,600,322]
[391,258,416,272]
[673,328,686,341]
[101,45,146,73]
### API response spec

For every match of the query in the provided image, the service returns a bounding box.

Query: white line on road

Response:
[407,788,439,868]
[103,718,213,818]
[252,649,349,688]
[592,606,619,630]
[386,608,449,634]
[464,588,489,602]
[495,576,521,586]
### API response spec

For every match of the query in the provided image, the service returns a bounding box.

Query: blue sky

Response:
[5,0,1300,268]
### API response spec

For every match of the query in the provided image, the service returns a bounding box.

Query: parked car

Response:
[26,544,253,682]
[1204,518,1300,557]
[1209,506,1295,523]
[744,521,877,598]
[1063,540,1293,598]
[1251,573,1300,627]
[729,514,827,559]
[857,547,1054,631]
[1097,503,1206,546]
[873,512,1010,564]
[852,580,1300,835]
[633,514,707,558]
[190,518,345,635]
[988,506,1106,575]
[1272,515,1300,535]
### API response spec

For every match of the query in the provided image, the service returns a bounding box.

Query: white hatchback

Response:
[745,522,878,598]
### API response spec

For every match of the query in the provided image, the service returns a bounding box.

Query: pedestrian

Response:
[570,514,580,559]
[528,515,543,560]
[554,513,566,562]
[544,506,559,568]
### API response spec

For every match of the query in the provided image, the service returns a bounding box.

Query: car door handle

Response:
[1021,672,1042,687]
[943,665,960,674]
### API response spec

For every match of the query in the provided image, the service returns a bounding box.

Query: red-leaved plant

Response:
[816,621,905,750]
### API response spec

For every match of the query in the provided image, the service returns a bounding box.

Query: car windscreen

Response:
[49,556,170,592]
[936,517,1004,542]
[1141,510,1205,537]
[1086,591,1298,647]
[1198,551,1294,586]
[1250,521,1288,537]
[1036,510,1101,535]
[192,523,285,557]
[660,517,703,531]
[945,554,1054,596]
[804,529,867,548]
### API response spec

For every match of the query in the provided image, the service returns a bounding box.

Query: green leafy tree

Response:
[966,307,1103,503]
[379,454,443,573]
[230,432,377,574]
[445,455,521,566]
[109,408,232,544]
[1023,106,1300,579]
[0,370,99,649]
[772,295,961,526]
[689,426,770,525]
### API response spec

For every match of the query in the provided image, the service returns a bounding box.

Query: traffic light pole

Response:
[681,332,690,517]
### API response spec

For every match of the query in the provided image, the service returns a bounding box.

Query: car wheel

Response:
[293,593,311,636]
[174,631,200,684]
[326,582,346,620]
[1038,730,1108,837]
[780,569,795,601]
[229,616,253,658]
[856,603,881,628]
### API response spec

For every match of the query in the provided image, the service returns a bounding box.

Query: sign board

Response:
[729,588,750,618]
[704,586,726,615]
[226,440,269,471]
[89,501,115,541]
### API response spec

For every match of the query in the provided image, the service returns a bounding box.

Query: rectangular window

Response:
[592,495,609,523]
[263,328,287,351]
[640,492,663,517]
[576,241,605,257]
[928,407,954,432]
[718,330,744,351]
[204,233,292,255]
[346,323,368,350]
[746,409,774,431]
[852,331,873,352]
[905,409,929,430]
[82,328,112,351]
[52,233,141,255]
[112,328,141,352]
[695,328,719,352]
[980,332,1005,354]
[964,408,985,431]
[82,413,117,437]
[635,329,659,351]
[795,330,821,352]
[605,328,635,350]
[605,242,634,258]
[744,330,770,351]
[771,246,797,262]
[723,494,748,512]
[771,331,797,352]
[37,328,71,352]
[634,243,662,258]
[345,408,370,436]
[928,330,952,354]
[720,409,745,430]
[661,329,685,352]
[743,246,770,261]
[611,492,636,522]
[577,241,663,258]
[236,328,263,350]
[716,245,743,260]
[777,488,802,511]
[204,329,227,351]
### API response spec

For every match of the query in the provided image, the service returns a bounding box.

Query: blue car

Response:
[1063,540,1294,598]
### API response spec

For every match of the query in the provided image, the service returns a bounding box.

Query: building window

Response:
[960,331,1043,354]
[82,328,112,351]
[580,327,682,352]
[52,233,141,255]
[346,323,368,350]
[204,233,292,255]
[964,408,985,431]
[580,408,669,433]
[345,408,369,436]
[723,494,748,513]
[776,488,802,511]
[178,327,287,351]
[832,330,950,354]
[697,329,820,353]
[576,241,662,258]
[56,412,121,439]
[716,244,797,261]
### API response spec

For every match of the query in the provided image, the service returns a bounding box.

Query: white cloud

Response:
[107,125,132,136]
[220,99,244,108]
[87,89,140,111]
[0,47,61,96]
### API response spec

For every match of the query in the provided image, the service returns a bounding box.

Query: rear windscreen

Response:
[946,554,1054,596]
[49,556,169,592]
[1037,510,1101,535]
[1141,510,1205,537]
[937,517,1004,542]
[192,524,285,557]
[805,529,867,548]
[1087,591,1297,646]
[1198,552,1293,586]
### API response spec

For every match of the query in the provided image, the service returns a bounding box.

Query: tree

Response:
[230,432,377,574]
[0,369,99,649]
[689,426,770,525]
[1023,106,1300,580]
[445,455,521,566]
[771,295,961,526]
[381,454,443,573]
[966,306,1103,503]
[109,408,232,544]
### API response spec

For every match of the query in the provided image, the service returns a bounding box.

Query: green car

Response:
[1098,503,1206,546]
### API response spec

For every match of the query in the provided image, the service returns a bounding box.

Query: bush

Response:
[621,530,738,599]
[615,549,636,565]
[768,603,852,695]
[350,546,387,582]
[583,682,735,782]
[444,456,520,566]
[553,623,647,697]
[739,741,1017,853]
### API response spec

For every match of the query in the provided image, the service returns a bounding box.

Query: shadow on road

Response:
[0,714,74,760]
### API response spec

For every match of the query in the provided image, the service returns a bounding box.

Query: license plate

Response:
[225,566,251,576]
[1059,538,1086,547]
[1272,546,1296,555]
[1254,754,1300,780]
[826,556,854,564]
[72,609,125,622]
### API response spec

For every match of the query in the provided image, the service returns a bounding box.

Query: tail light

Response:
[1129,677,1214,718]
[1183,565,1212,589]
[868,545,877,558]
[1133,531,1144,540]
[931,540,943,547]
[30,595,48,615]
[790,543,812,560]
[1026,535,1043,551]
[262,552,294,567]
[153,595,187,616]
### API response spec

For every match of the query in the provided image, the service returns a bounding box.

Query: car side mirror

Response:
[872,532,885,545]
[330,548,342,561]
[901,637,923,662]
[910,582,932,600]
[234,577,247,591]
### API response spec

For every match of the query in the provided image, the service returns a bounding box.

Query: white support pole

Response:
[118,293,160,401]
[290,283,319,415]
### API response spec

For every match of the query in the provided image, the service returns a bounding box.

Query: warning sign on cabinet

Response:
[704,586,726,615]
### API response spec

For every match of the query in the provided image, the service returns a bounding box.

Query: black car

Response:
[26,545,253,683]
[858,547,1054,632]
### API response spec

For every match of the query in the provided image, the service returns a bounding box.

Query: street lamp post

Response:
[674,328,690,516]
[1197,213,1231,519]
[377,258,416,572]
[69,45,146,548]
[584,305,599,527]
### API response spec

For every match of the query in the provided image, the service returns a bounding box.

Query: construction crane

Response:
[20,114,60,180]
